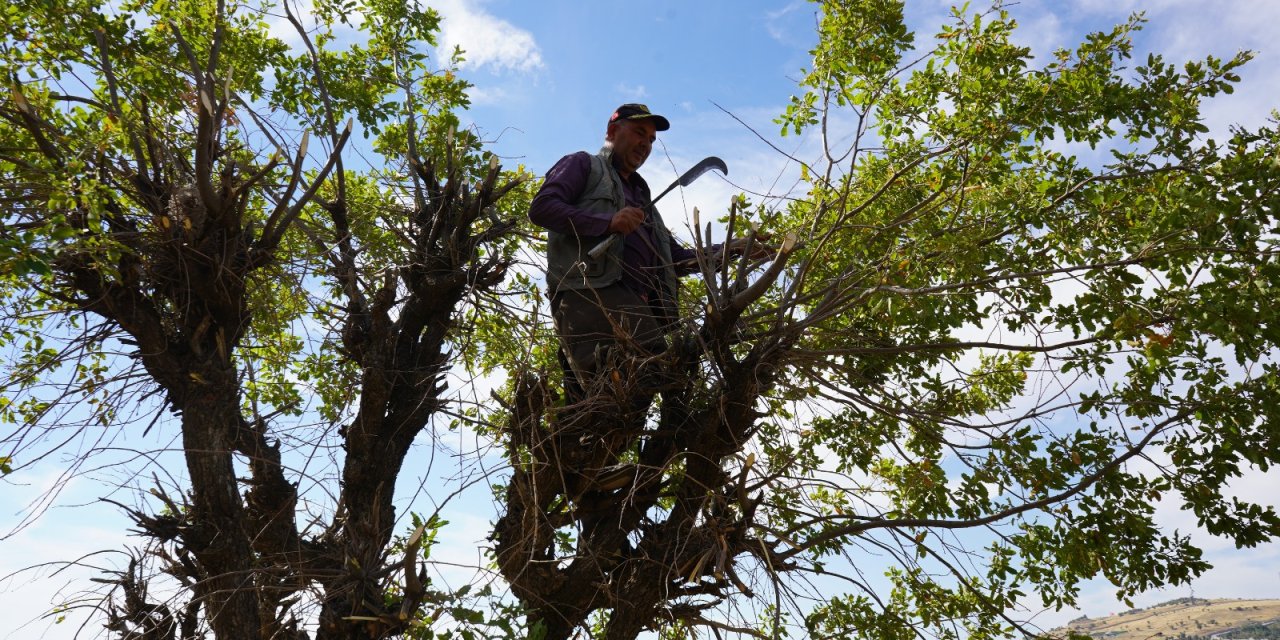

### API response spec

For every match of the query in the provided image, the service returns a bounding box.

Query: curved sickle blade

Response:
[587,156,729,260]
[652,156,729,203]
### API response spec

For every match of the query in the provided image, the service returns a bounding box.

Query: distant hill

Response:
[1056,598,1280,640]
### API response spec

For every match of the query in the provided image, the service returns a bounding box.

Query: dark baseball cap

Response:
[608,103,670,131]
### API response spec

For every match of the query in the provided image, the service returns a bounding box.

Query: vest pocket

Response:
[581,239,608,277]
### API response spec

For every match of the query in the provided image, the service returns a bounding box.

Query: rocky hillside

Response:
[1059,598,1280,640]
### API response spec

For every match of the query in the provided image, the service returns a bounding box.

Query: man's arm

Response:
[668,230,774,275]
[669,237,699,274]
[529,152,616,237]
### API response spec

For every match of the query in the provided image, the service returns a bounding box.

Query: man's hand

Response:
[608,206,646,234]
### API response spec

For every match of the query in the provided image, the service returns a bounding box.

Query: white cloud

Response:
[614,83,650,102]
[466,84,509,106]
[266,0,315,48]
[432,0,544,74]
[1011,9,1065,62]
[763,1,812,46]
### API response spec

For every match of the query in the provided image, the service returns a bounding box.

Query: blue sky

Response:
[446,2,815,164]
[4,1,1280,638]
[439,0,1280,220]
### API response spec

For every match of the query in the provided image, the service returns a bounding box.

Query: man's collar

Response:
[597,146,647,189]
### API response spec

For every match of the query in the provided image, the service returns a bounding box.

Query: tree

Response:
[2,0,531,637]
[4,1,1280,640]
[490,1,1280,639]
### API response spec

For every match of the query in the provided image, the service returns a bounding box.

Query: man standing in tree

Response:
[529,103,697,406]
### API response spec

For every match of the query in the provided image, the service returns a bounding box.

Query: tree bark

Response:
[181,388,263,638]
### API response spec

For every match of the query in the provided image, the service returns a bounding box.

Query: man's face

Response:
[607,119,657,176]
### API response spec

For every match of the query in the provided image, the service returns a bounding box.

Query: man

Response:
[530,104,771,541]
[529,103,701,405]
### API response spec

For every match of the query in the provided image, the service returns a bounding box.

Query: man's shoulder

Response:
[557,150,594,167]
[545,151,594,184]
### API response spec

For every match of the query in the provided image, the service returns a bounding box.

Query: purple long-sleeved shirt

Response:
[529,151,696,298]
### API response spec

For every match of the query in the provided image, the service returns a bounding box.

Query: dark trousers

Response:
[550,284,670,543]
[550,284,669,405]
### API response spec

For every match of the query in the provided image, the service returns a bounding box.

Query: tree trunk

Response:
[181,385,262,638]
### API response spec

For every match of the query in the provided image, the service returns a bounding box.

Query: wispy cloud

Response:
[763,1,811,45]
[1010,9,1064,61]
[432,0,544,74]
[614,83,649,102]
[465,84,509,107]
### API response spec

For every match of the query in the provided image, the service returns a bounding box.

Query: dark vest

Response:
[544,148,680,316]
